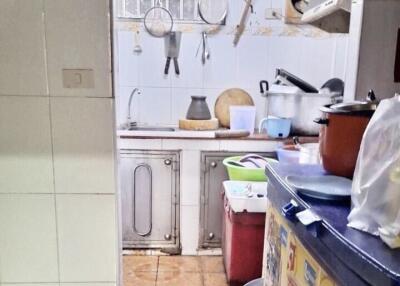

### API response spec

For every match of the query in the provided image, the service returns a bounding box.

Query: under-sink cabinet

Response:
[199,151,276,249]
[120,150,180,251]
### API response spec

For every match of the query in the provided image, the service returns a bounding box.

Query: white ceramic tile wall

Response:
[44,0,112,97]
[0,97,53,194]
[0,0,47,96]
[115,0,350,127]
[56,195,117,282]
[0,194,58,283]
[0,0,117,285]
[51,97,115,194]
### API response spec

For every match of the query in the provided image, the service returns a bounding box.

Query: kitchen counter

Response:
[265,161,400,286]
[118,129,318,142]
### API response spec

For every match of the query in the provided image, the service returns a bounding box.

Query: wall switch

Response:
[62,69,95,88]
[265,8,282,20]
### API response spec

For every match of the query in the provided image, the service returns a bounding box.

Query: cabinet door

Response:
[120,151,179,249]
[200,151,275,249]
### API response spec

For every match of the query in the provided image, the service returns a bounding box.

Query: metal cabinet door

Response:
[200,151,276,249]
[200,153,231,248]
[120,151,179,249]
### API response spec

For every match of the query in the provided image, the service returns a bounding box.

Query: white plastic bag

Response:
[347,94,400,248]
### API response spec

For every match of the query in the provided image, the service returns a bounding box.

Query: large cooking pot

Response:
[314,100,377,178]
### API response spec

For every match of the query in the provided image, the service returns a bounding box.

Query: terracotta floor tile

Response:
[123,255,159,272]
[158,256,201,273]
[156,272,203,286]
[200,256,225,273]
[124,270,157,286]
[203,273,229,286]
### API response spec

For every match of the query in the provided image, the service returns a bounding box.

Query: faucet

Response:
[126,88,141,129]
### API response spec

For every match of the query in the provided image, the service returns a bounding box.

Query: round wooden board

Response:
[214,88,254,127]
[179,118,219,130]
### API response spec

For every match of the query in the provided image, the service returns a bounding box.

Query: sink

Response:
[127,126,175,132]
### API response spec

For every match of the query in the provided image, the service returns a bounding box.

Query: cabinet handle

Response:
[164,234,172,240]
[210,161,217,168]
[132,163,152,237]
[164,159,172,166]
[208,232,215,240]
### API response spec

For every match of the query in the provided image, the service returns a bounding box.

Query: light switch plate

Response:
[62,69,95,89]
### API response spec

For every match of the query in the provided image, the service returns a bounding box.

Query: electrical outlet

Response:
[265,8,282,20]
[62,69,95,89]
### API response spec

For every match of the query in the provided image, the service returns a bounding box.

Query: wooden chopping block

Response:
[214,88,254,128]
[179,118,219,130]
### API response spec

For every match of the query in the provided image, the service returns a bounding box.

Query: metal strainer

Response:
[144,0,173,38]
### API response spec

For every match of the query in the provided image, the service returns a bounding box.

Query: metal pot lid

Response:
[321,101,377,116]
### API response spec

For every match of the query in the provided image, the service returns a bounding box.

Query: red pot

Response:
[315,103,376,178]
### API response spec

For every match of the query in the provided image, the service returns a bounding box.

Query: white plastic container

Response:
[223,181,268,213]
[230,106,256,134]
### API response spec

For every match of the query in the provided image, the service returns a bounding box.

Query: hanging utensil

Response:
[133,31,142,54]
[164,32,182,75]
[196,31,211,65]
[144,0,173,38]
[233,0,253,46]
[198,0,229,25]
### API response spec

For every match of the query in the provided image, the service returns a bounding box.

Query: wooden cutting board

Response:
[214,88,254,127]
[179,118,219,130]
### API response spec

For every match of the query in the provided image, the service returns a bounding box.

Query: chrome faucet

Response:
[126,88,141,129]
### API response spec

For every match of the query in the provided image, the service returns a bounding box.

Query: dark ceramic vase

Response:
[186,96,211,120]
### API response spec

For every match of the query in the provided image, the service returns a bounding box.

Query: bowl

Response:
[223,156,277,181]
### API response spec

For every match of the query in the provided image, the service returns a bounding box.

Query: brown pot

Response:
[315,103,376,178]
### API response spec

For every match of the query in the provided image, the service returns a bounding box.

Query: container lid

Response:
[321,101,377,116]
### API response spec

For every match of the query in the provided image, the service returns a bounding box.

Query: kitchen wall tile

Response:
[138,34,171,88]
[0,194,58,282]
[180,205,200,255]
[117,31,140,87]
[219,140,278,152]
[51,97,115,194]
[203,35,237,89]
[298,37,336,87]
[44,0,112,97]
[266,36,302,83]
[171,33,204,89]
[236,36,268,89]
[162,139,220,151]
[0,96,53,194]
[60,284,115,286]
[180,151,201,206]
[0,0,47,96]
[118,138,163,150]
[138,88,172,125]
[2,284,59,286]
[171,88,204,123]
[56,194,117,282]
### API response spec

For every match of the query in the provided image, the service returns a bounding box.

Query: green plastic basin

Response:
[222,156,277,182]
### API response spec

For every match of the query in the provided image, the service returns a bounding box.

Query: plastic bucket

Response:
[230,106,256,134]
[222,156,277,181]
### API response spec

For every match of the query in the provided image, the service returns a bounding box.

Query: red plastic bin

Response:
[222,195,266,286]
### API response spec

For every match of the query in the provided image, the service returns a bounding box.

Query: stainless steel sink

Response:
[127,126,175,132]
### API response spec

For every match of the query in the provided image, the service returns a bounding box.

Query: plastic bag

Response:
[347,94,400,248]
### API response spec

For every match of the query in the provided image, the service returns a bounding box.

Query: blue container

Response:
[259,117,291,139]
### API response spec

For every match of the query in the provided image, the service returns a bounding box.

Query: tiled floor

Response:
[123,255,228,286]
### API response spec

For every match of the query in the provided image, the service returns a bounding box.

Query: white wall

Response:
[114,0,349,127]
[0,0,117,285]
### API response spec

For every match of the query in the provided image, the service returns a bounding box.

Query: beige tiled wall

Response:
[0,0,118,285]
